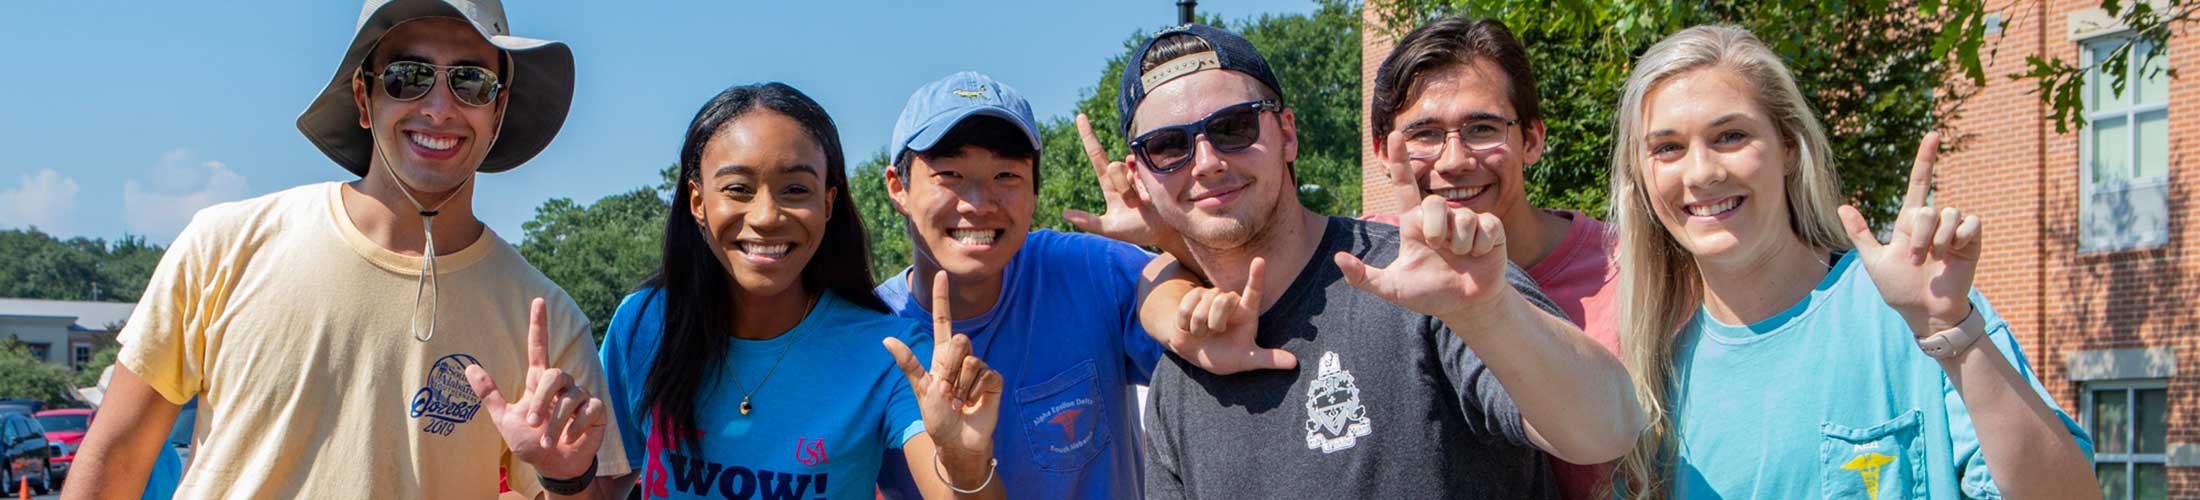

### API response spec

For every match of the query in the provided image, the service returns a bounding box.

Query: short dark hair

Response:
[1370,17,1541,144]
[893,115,1041,191]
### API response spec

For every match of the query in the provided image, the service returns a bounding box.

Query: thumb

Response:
[1244,348,1298,371]
[1837,205,1883,254]
[464,364,511,419]
[881,337,928,390]
[1063,209,1102,233]
[1333,251,1380,291]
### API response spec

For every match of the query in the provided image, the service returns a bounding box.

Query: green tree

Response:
[0,229,168,302]
[1375,0,1966,221]
[0,339,85,408]
[75,344,119,388]
[856,0,1368,277]
[518,166,674,342]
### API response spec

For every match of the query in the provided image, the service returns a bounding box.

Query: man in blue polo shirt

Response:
[872,71,1163,500]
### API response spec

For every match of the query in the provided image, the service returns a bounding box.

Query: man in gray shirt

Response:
[1098,24,1641,498]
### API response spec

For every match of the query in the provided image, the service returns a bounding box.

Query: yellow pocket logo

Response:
[1840,452,1897,500]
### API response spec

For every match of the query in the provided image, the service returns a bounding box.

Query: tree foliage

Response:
[855,0,1367,278]
[1376,0,1971,221]
[0,340,86,407]
[517,166,674,342]
[0,229,166,302]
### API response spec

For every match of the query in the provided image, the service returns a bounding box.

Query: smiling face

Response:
[1130,70,1300,251]
[1383,60,1544,218]
[352,17,504,191]
[688,110,836,299]
[889,145,1035,278]
[1637,67,1800,266]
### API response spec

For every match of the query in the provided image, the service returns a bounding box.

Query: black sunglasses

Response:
[1129,99,1280,174]
[360,61,504,107]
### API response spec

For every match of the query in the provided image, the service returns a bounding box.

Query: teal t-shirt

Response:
[601,289,931,500]
[1667,251,2092,499]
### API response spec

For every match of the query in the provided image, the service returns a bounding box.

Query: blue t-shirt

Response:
[601,289,931,500]
[1667,251,2093,499]
[874,230,1162,500]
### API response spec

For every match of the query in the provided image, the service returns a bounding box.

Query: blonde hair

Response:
[1608,25,1853,499]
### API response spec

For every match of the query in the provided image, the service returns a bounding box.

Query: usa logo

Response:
[410,353,484,437]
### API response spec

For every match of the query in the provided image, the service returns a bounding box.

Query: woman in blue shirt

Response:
[1606,25,2097,499]
[596,83,1006,499]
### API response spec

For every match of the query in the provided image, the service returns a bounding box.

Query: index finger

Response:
[1383,130,1415,190]
[1077,113,1115,173]
[931,271,954,341]
[527,297,549,369]
[1240,257,1267,312]
[1901,132,1942,209]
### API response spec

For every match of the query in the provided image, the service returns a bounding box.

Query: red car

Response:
[33,409,89,486]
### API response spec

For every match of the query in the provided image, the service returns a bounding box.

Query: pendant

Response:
[740,397,752,415]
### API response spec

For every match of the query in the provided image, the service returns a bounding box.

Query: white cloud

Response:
[0,168,82,235]
[124,149,249,242]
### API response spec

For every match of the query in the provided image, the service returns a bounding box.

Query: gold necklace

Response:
[729,293,819,416]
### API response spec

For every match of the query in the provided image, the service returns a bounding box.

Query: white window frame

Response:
[2082,379,2170,499]
[2078,34,2172,252]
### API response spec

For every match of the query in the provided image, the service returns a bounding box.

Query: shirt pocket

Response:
[1818,409,1927,500]
[1015,359,1112,473]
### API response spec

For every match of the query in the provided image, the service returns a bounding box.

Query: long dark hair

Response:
[640,82,887,452]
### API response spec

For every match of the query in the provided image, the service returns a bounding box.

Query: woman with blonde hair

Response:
[1607,25,2097,498]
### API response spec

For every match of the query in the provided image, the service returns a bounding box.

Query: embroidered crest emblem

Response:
[1303,352,1372,453]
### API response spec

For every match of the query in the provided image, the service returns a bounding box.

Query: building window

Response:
[73,344,93,369]
[2085,381,2169,500]
[23,342,50,363]
[2080,36,2171,251]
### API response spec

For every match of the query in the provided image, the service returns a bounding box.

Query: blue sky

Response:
[0,0,1325,245]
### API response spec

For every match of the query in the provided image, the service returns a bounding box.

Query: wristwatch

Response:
[538,458,598,496]
[1916,302,1985,359]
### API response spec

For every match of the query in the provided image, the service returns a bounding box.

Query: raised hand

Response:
[1063,113,1168,247]
[1161,257,1296,374]
[1334,131,1513,319]
[882,271,1004,461]
[1837,133,1981,334]
[465,297,606,479]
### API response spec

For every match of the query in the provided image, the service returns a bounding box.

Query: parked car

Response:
[0,399,39,416]
[0,412,54,495]
[34,408,91,486]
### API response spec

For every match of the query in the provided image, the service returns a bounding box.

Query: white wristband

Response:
[932,453,997,494]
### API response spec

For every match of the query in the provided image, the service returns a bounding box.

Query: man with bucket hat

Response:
[66,1,629,498]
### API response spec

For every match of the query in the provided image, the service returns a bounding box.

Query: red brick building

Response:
[1360,3,2195,497]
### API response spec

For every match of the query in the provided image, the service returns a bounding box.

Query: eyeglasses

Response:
[1400,117,1519,161]
[360,61,504,107]
[1129,100,1280,174]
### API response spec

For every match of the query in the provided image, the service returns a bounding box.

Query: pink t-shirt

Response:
[1362,209,1621,500]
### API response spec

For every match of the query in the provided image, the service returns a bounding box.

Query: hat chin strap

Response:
[364,90,506,343]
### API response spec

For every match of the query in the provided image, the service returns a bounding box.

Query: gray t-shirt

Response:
[1143,217,1564,499]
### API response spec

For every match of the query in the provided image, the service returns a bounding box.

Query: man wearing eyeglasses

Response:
[66,1,628,499]
[1111,24,1639,498]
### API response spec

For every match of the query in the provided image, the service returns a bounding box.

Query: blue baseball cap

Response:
[1116,23,1285,138]
[890,71,1041,164]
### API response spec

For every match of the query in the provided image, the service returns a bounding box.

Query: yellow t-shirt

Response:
[119,182,631,499]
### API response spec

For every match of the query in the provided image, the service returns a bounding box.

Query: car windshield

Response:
[36,414,88,433]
